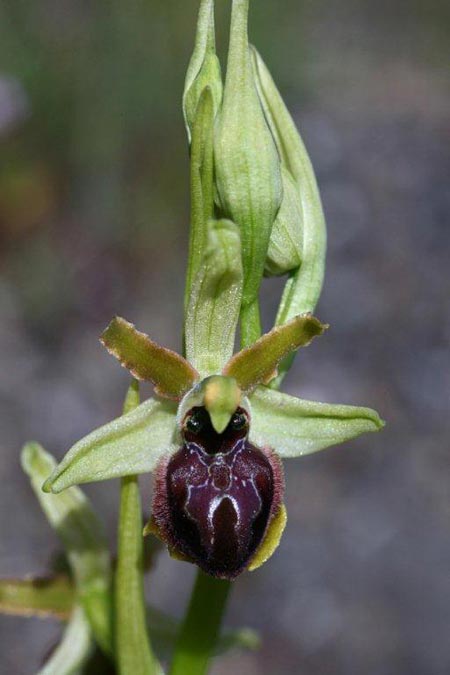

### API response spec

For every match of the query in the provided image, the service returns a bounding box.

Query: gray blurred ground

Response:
[0,1,449,674]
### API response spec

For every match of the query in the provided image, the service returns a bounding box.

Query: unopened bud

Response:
[183,0,223,142]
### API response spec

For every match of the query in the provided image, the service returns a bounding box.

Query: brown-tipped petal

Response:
[223,314,327,392]
[100,317,199,400]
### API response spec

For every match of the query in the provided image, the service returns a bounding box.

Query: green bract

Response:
[185,219,243,377]
[250,45,327,323]
[264,165,303,277]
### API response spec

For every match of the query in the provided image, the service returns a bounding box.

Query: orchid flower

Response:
[43,245,383,580]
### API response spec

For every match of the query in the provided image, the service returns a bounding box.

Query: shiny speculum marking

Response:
[152,406,283,579]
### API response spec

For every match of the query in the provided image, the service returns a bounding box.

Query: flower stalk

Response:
[170,572,232,675]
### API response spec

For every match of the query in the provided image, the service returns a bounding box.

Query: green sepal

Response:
[251,45,326,321]
[223,314,326,392]
[214,0,282,340]
[183,0,222,142]
[0,576,74,620]
[43,397,177,493]
[264,166,303,277]
[249,386,385,457]
[22,443,113,656]
[38,605,93,675]
[100,316,199,399]
[185,219,243,376]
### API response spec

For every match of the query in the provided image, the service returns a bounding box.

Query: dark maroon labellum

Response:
[152,406,284,579]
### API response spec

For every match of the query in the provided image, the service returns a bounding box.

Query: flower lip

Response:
[152,405,284,580]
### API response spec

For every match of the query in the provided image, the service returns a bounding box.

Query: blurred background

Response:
[0,0,449,673]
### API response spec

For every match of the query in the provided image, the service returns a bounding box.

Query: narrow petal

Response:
[0,576,74,620]
[100,316,199,399]
[250,387,384,457]
[22,443,113,655]
[38,606,93,675]
[223,314,326,392]
[185,220,243,376]
[43,398,177,493]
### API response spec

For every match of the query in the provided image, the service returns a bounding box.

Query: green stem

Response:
[240,298,262,348]
[115,381,160,675]
[184,87,214,313]
[170,571,232,675]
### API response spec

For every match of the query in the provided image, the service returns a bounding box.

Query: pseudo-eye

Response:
[152,406,284,579]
